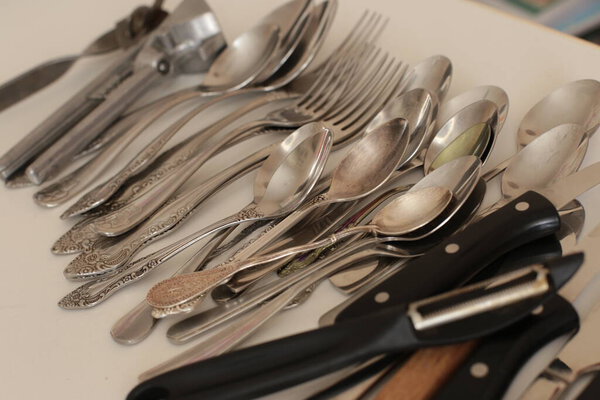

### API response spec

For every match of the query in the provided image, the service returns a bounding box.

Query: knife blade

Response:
[329,160,600,324]
[128,257,578,400]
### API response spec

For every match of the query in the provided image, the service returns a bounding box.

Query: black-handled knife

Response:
[334,159,600,323]
[431,295,579,400]
[308,234,566,400]
[440,220,600,400]
[127,256,581,400]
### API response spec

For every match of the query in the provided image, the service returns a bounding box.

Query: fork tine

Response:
[303,45,381,114]
[339,62,408,135]
[298,12,385,108]
[292,10,385,101]
[318,46,389,119]
[297,46,362,109]
[331,56,399,127]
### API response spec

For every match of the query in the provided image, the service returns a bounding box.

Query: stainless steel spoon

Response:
[62,122,333,280]
[517,79,600,149]
[145,158,484,371]
[483,79,600,180]
[146,155,481,314]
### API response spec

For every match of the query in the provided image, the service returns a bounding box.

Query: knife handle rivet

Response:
[531,305,544,315]
[374,292,390,303]
[515,201,530,211]
[470,362,489,378]
[445,243,460,254]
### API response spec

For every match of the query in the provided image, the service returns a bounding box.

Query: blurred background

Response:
[478,0,600,43]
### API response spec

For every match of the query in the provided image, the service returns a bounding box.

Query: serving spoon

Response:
[62,122,332,280]
[146,155,481,313]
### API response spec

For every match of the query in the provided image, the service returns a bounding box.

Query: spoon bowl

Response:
[328,118,410,201]
[437,85,509,132]
[404,55,453,105]
[371,186,453,235]
[202,24,281,90]
[503,123,586,199]
[366,88,437,165]
[518,79,600,148]
[424,99,498,173]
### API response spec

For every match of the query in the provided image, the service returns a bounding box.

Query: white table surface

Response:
[0,1,600,399]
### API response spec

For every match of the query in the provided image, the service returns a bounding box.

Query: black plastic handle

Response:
[336,191,561,323]
[431,295,579,400]
[126,253,581,400]
[127,306,417,400]
[468,234,562,283]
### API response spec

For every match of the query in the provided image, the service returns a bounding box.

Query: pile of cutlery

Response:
[1,1,600,399]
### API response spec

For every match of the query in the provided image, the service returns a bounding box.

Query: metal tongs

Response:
[0,0,225,183]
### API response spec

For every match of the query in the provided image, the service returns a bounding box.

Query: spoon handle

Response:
[61,146,271,278]
[166,239,381,344]
[146,203,348,309]
[64,202,266,281]
[90,119,276,238]
[71,90,293,217]
[142,248,382,380]
[480,156,512,182]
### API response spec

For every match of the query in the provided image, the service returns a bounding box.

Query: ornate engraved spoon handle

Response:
[91,117,280,237]
[74,91,289,216]
[147,205,363,310]
[63,202,268,280]
[58,225,235,310]
[32,108,143,207]
[63,147,273,279]
[166,239,378,343]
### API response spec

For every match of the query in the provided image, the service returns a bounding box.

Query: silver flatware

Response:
[58,0,336,217]
[90,32,390,237]
[62,43,406,279]
[478,123,587,218]
[148,154,481,314]
[0,0,225,183]
[33,89,290,207]
[0,1,167,114]
[160,156,482,345]
[483,79,600,181]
